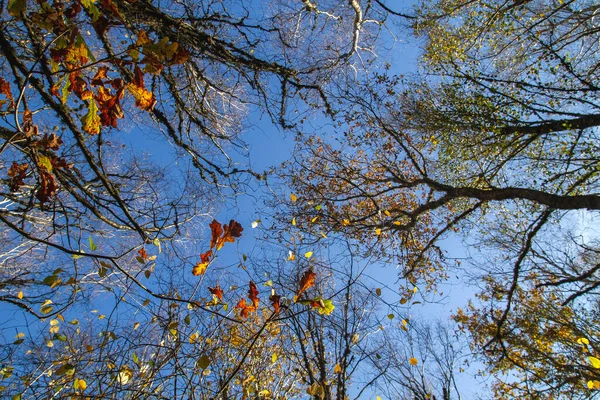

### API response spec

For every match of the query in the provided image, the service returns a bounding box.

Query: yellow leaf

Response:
[74,378,87,391]
[384,210,391,217]
[17,291,23,299]
[588,380,594,389]
[290,193,297,202]
[80,99,101,135]
[291,217,296,226]
[342,219,350,226]
[311,216,319,223]
[133,322,140,330]
[192,262,209,276]
[46,340,54,348]
[413,287,418,293]
[409,357,418,366]
[589,356,600,368]
[578,337,590,345]
[375,228,381,235]
[334,363,342,373]
[304,251,313,259]
[271,353,277,363]
[287,251,295,261]
[127,83,155,111]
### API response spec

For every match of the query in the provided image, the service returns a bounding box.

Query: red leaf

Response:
[208,285,223,301]
[297,269,316,298]
[209,219,223,249]
[248,281,259,309]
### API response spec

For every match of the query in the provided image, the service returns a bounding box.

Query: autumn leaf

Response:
[81,99,101,135]
[409,357,418,366]
[138,248,148,261]
[208,285,223,301]
[200,249,212,264]
[36,170,57,204]
[235,298,255,318]
[127,66,155,111]
[128,83,155,111]
[269,293,281,313]
[8,0,26,19]
[192,261,209,276]
[209,219,223,249]
[297,269,316,298]
[8,162,28,192]
[589,356,600,369]
[248,281,259,309]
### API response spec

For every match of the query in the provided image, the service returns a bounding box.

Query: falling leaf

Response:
[251,219,261,228]
[290,193,297,202]
[287,251,296,261]
[17,291,23,300]
[88,236,97,251]
[375,288,382,296]
[297,269,316,298]
[409,357,418,366]
[304,251,313,259]
[291,217,296,226]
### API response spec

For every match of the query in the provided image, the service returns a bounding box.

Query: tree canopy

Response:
[2,0,600,399]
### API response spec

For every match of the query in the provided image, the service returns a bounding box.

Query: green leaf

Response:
[132,352,139,364]
[88,236,97,251]
[198,354,210,369]
[80,0,100,21]
[56,363,75,376]
[8,0,26,18]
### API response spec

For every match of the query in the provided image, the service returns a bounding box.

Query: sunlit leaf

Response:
[297,269,316,297]
[290,193,297,202]
[409,357,418,366]
[589,356,600,369]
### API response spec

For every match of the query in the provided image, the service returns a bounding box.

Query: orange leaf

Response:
[138,248,148,261]
[248,281,259,309]
[200,249,212,264]
[208,285,223,301]
[235,298,255,318]
[297,269,316,298]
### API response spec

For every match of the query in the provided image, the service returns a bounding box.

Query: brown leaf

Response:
[8,162,28,191]
[36,170,57,204]
[209,219,223,249]
[297,269,316,298]
[0,78,15,109]
[208,285,223,301]
[200,249,212,264]
[248,281,259,309]
[38,133,63,151]
[269,293,281,314]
